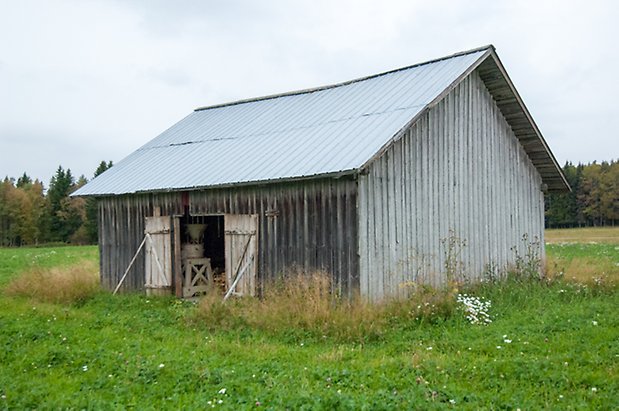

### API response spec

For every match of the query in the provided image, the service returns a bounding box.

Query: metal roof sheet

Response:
[74,47,494,196]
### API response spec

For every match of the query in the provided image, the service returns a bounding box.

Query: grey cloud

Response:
[1,0,617,184]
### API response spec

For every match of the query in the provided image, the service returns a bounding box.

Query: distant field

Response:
[0,246,98,287]
[545,226,619,244]
[0,244,617,409]
[545,227,619,284]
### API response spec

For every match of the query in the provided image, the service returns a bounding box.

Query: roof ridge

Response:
[194,44,494,112]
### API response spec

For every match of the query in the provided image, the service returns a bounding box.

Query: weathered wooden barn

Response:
[74,45,569,300]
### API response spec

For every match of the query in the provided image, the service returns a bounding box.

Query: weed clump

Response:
[194,272,458,342]
[5,262,100,304]
[511,234,543,281]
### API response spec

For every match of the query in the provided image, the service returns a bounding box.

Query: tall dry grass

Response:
[545,226,619,244]
[5,261,100,304]
[545,255,618,287]
[194,271,457,342]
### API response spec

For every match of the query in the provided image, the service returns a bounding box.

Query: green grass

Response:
[0,245,618,409]
[0,246,97,287]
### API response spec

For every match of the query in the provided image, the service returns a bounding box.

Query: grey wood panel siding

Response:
[98,178,359,295]
[189,178,359,297]
[98,193,182,292]
[359,70,544,300]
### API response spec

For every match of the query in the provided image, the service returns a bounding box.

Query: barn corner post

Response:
[97,196,106,289]
[173,217,182,297]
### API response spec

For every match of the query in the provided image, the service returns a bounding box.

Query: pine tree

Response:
[84,160,113,243]
[47,166,82,242]
[545,162,581,227]
[16,173,32,188]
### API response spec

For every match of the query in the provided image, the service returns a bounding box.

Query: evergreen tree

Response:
[545,162,580,227]
[16,173,32,188]
[47,166,82,242]
[94,160,113,177]
[84,160,113,243]
[545,159,619,228]
[0,178,15,246]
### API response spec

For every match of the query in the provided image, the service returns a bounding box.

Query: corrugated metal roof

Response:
[73,46,496,196]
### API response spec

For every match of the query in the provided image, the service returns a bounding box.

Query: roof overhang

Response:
[361,46,570,193]
[476,50,570,193]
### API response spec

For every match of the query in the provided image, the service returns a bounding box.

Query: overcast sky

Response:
[1,0,617,185]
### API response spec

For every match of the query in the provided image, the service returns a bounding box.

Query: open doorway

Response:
[179,214,225,297]
[178,213,258,298]
[202,215,225,290]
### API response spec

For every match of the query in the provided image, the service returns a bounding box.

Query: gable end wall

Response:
[358,70,544,300]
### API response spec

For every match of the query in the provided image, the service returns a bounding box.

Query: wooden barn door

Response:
[224,214,258,297]
[144,215,173,295]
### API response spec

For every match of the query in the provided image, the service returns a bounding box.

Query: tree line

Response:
[0,161,112,246]
[1,159,617,246]
[545,160,619,228]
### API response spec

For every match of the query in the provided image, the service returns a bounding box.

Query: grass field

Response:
[545,227,619,285]
[0,231,617,409]
[545,226,619,244]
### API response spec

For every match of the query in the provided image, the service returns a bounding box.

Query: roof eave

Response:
[359,48,571,193]
[74,169,359,197]
[479,50,571,193]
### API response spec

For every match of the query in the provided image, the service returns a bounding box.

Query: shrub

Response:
[4,261,100,304]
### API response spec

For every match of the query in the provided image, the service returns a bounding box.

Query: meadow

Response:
[0,228,617,409]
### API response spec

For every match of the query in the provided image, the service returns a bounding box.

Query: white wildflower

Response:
[218,388,226,395]
[592,321,598,326]
[591,387,597,392]
[82,365,88,371]
[159,363,165,369]
[504,339,512,344]
[457,294,492,325]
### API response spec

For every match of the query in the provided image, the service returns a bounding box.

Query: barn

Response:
[74,45,569,300]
